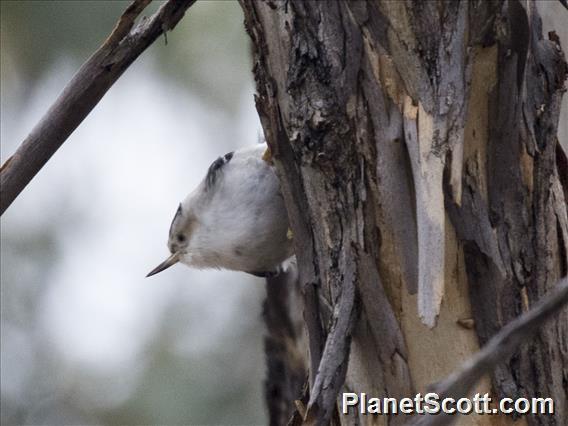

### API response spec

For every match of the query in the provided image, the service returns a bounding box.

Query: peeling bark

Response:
[241,1,568,425]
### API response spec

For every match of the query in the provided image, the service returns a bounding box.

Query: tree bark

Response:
[240,1,568,425]
[264,270,308,425]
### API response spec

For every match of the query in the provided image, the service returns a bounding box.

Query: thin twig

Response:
[409,277,568,426]
[0,0,196,215]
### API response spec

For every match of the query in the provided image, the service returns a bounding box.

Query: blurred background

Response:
[2,2,567,426]
[1,1,268,424]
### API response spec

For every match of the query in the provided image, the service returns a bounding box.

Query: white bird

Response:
[147,143,293,278]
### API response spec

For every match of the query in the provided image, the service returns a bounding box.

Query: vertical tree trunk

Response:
[240,1,568,425]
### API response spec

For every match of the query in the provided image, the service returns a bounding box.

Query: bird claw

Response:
[262,146,273,164]
[286,228,294,240]
[247,268,281,278]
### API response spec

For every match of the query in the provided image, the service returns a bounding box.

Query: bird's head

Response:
[146,202,196,277]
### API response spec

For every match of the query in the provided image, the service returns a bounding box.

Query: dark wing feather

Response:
[205,151,234,190]
[168,203,183,238]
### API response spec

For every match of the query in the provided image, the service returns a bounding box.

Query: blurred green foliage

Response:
[1,0,252,112]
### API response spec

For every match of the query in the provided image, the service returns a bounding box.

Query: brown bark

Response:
[240,1,568,425]
[264,270,308,425]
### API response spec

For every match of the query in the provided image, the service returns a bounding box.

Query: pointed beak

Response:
[146,252,180,277]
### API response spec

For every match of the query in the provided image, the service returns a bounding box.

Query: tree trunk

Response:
[240,1,568,425]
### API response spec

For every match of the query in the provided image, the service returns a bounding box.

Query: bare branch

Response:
[409,277,568,426]
[0,0,196,215]
[104,0,152,49]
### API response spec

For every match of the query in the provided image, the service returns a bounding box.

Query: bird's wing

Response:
[205,151,234,190]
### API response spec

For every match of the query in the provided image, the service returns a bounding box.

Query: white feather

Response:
[171,143,293,274]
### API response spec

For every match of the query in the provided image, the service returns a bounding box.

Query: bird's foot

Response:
[262,146,273,164]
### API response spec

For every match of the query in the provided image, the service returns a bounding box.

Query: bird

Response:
[147,143,294,278]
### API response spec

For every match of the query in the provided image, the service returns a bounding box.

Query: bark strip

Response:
[306,248,359,425]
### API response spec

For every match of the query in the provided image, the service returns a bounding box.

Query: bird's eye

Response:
[177,234,186,243]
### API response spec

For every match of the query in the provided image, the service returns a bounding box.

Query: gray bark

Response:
[240,1,568,425]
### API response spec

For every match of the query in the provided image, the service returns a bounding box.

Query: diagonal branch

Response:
[0,0,196,215]
[409,277,568,426]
